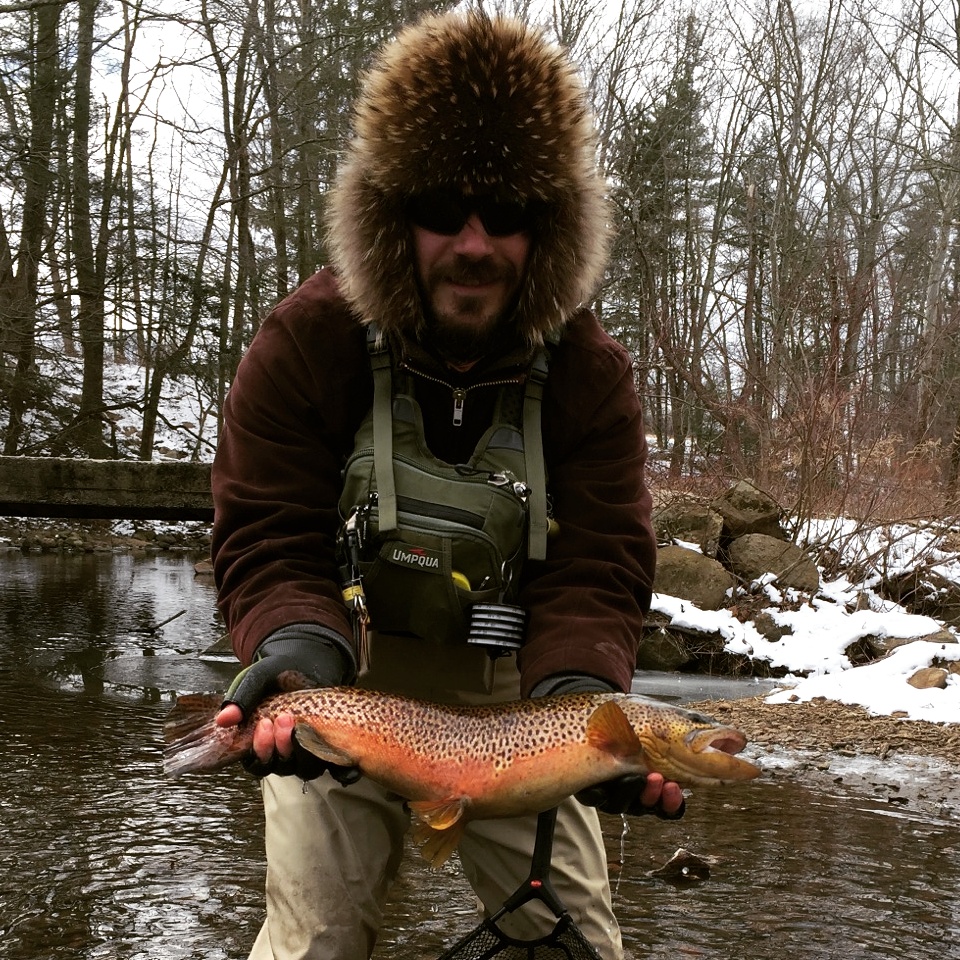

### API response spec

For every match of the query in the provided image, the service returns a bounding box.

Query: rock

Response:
[652,497,724,557]
[753,611,793,642]
[726,533,820,592]
[646,848,716,883]
[636,626,691,671]
[879,631,957,655]
[881,569,960,621]
[844,634,885,665]
[710,479,787,540]
[907,667,949,689]
[654,545,735,610]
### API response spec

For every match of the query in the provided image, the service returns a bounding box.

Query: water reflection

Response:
[0,551,958,959]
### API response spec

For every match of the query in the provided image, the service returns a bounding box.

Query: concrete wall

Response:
[0,456,213,521]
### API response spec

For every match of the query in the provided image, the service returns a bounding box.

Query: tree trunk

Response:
[69,0,111,457]
[1,4,61,455]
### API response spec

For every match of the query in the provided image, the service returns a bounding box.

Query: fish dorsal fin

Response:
[294,723,357,767]
[586,700,643,758]
[407,797,467,831]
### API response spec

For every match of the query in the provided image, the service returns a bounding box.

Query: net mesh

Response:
[436,913,604,960]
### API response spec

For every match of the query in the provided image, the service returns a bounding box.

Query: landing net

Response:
[435,808,604,960]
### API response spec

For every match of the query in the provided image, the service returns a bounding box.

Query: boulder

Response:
[654,544,735,610]
[907,667,949,690]
[710,479,786,540]
[652,497,724,557]
[879,630,957,655]
[726,533,820,592]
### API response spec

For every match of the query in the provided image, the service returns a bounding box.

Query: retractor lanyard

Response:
[365,323,551,561]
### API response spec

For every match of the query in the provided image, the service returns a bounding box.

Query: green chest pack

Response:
[337,326,552,655]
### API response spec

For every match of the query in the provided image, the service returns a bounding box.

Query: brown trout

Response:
[164,686,759,865]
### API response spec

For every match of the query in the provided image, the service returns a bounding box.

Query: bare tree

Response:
[1,0,958,514]
[0,2,62,454]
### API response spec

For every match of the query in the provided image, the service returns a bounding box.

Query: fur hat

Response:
[325,9,611,345]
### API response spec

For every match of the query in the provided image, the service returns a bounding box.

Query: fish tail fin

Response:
[163,693,251,776]
[412,819,467,869]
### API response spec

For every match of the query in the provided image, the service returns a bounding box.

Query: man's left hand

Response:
[575,771,686,819]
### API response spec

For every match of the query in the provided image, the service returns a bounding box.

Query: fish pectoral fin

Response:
[407,797,468,831]
[411,818,467,869]
[293,723,357,767]
[586,700,643,758]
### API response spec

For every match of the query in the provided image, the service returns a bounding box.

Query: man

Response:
[211,11,682,960]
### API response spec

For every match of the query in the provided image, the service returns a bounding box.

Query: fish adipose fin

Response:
[294,723,358,767]
[409,800,468,868]
[586,700,644,757]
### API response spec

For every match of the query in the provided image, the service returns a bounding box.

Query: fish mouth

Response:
[641,725,761,785]
[687,727,748,756]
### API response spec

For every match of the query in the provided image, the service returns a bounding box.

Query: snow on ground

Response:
[651,520,960,725]
[103,360,218,461]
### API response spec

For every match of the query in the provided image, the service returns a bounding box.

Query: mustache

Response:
[438,257,511,286]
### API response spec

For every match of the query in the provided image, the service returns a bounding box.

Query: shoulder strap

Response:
[523,341,552,561]
[366,323,398,533]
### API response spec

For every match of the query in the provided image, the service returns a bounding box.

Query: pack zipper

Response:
[359,490,484,530]
[361,476,529,532]
[396,494,485,529]
[399,360,525,427]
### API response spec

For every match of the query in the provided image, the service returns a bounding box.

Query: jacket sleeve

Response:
[517,313,657,696]
[211,270,371,666]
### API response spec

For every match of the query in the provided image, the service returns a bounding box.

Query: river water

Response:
[1,550,958,959]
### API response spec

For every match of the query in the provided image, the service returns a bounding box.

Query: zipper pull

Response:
[487,473,530,501]
[452,388,466,427]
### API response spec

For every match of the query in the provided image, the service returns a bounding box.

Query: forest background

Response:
[1,0,959,535]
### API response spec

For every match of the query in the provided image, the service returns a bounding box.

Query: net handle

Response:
[492,807,567,921]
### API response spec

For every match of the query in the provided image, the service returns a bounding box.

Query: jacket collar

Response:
[390,329,537,384]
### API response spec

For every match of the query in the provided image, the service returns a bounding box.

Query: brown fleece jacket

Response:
[211,268,656,697]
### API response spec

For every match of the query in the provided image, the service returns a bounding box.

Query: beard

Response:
[418,256,524,363]
[424,304,517,363]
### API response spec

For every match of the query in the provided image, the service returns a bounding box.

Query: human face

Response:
[411,210,531,363]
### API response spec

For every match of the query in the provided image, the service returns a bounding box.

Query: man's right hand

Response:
[216,702,297,755]
[216,626,360,782]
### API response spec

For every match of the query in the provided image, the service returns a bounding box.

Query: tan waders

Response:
[246,636,624,960]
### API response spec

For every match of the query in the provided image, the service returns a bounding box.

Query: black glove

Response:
[224,625,360,783]
[575,774,686,820]
[531,673,686,820]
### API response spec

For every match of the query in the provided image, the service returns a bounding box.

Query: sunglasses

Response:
[406,190,535,237]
